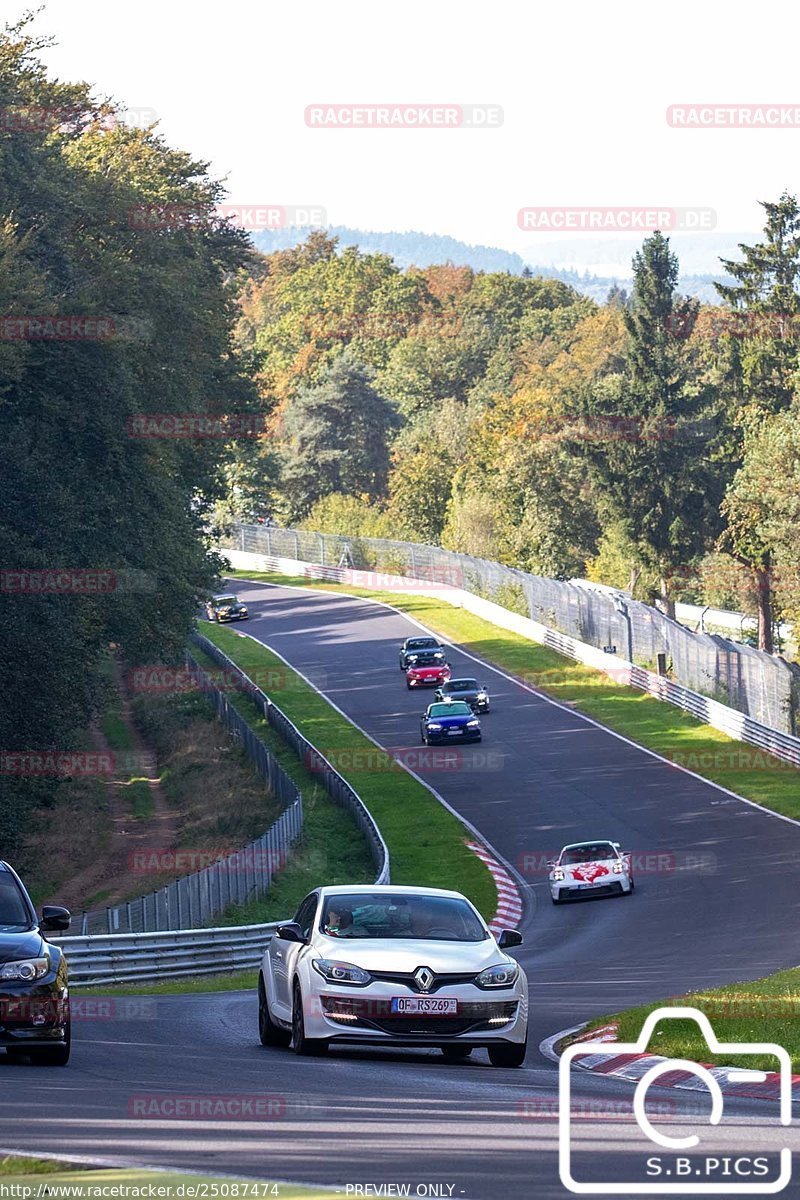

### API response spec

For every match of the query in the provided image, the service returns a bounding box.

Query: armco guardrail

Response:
[191,631,390,886]
[78,654,304,935]
[221,523,800,735]
[220,537,800,772]
[52,922,280,987]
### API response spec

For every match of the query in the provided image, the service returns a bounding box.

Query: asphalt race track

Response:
[5,580,800,1198]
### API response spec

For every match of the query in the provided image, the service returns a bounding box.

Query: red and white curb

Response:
[541,1023,800,1103]
[466,840,524,933]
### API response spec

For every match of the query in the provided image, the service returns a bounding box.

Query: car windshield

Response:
[561,844,616,864]
[446,679,478,692]
[407,638,437,650]
[428,702,472,718]
[412,653,443,664]
[320,893,487,941]
[0,874,32,930]
[214,595,238,606]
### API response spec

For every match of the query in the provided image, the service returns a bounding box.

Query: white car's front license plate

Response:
[390,997,459,1015]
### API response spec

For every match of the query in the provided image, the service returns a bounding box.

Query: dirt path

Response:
[47,662,180,920]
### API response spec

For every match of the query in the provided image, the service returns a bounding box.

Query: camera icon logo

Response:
[559,1006,792,1194]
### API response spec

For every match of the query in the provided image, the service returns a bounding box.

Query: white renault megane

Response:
[258,885,528,1066]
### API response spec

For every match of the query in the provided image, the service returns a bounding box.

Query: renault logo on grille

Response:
[414,967,435,992]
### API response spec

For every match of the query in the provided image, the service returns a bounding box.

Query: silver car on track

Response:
[258,885,528,1067]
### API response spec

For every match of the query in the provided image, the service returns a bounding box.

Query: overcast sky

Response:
[15,1,800,258]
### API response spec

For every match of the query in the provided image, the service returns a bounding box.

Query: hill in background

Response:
[250,224,738,303]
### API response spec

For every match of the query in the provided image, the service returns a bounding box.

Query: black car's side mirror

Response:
[276,921,305,944]
[41,906,71,933]
[497,929,523,950]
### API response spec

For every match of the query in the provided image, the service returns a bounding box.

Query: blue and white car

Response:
[420,700,481,745]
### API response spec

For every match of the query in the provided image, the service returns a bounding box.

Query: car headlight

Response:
[477,692,487,700]
[466,719,480,727]
[427,723,443,731]
[0,956,50,983]
[408,655,418,662]
[612,860,624,873]
[312,959,372,987]
[552,868,565,881]
[476,962,519,989]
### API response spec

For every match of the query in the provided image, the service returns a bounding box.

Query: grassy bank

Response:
[227,570,800,821]
[585,967,800,1072]
[198,622,498,919]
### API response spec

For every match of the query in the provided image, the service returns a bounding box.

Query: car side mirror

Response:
[497,929,523,949]
[546,860,555,868]
[276,921,305,944]
[41,906,71,933]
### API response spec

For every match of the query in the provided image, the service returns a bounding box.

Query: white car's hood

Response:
[559,857,620,883]
[314,936,504,973]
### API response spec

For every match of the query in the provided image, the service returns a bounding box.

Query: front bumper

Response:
[551,875,632,900]
[216,612,248,622]
[0,983,69,1048]
[408,675,449,687]
[425,728,481,744]
[302,982,528,1045]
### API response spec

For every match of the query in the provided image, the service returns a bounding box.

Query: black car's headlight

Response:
[0,956,50,983]
[475,962,519,989]
[312,959,372,986]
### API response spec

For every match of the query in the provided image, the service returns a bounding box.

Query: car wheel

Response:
[551,895,563,905]
[488,1040,527,1068]
[28,1021,71,1066]
[406,681,413,690]
[259,976,290,1047]
[291,981,328,1057]
[440,1045,472,1061]
[628,878,635,893]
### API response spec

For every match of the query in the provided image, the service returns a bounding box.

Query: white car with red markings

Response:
[258,885,528,1067]
[548,840,634,904]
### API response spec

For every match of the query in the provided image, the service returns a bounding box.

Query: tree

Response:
[0,19,256,851]
[714,194,800,648]
[279,351,398,520]
[577,232,722,617]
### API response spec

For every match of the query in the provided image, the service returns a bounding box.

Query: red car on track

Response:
[406,652,451,690]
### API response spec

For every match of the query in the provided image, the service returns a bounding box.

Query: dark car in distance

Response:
[434,677,491,713]
[0,862,71,1065]
[420,700,482,745]
[205,593,249,622]
[399,636,445,671]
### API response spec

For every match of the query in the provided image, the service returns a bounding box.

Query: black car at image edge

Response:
[0,862,71,1065]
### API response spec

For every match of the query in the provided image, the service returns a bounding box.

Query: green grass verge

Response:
[190,645,376,925]
[585,967,800,1072]
[79,970,260,996]
[0,1164,321,1196]
[0,1156,85,1176]
[227,570,800,821]
[197,622,497,920]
